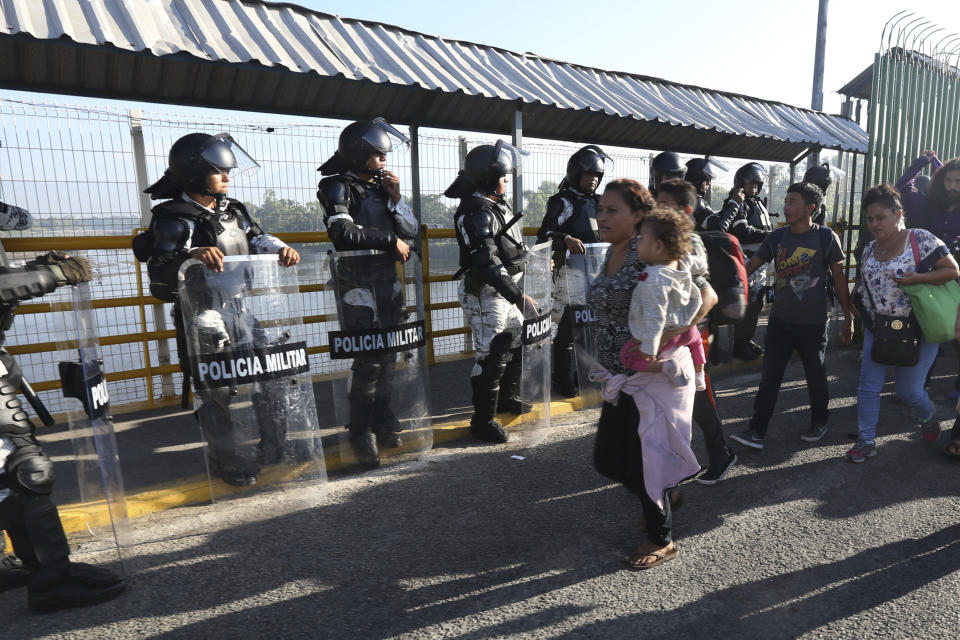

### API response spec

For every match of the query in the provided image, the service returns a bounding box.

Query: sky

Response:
[287,0,960,116]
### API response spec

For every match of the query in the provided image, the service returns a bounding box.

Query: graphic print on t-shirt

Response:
[775,246,819,301]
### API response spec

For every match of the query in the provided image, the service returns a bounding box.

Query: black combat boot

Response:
[372,380,403,449]
[0,554,29,592]
[3,494,124,613]
[347,430,381,470]
[497,349,532,414]
[208,453,259,487]
[28,562,126,613]
[470,374,508,443]
[551,341,578,398]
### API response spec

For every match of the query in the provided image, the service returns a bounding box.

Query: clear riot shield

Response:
[321,250,431,471]
[564,242,609,410]
[178,255,326,502]
[519,242,553,447]
[55,282,129,562]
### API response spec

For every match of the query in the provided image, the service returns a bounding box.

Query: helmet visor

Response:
[827,164,846,180]
[705,157,729,173]
[203,134,260,177]
[579,146,614,176]
[367,118,410,154]
[494,140,531,173]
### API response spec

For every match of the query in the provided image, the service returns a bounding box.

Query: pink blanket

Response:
[590,347,701,509]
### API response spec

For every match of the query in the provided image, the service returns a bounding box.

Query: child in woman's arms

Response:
[619,207,706,390]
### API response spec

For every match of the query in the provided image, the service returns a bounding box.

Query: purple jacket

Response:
[897,155,960,245]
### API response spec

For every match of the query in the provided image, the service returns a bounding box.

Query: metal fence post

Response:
[129,109,175,399]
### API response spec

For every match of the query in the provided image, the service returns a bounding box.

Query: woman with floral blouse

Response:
[847,185,959,463]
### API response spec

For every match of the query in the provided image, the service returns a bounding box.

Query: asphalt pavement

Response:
[3,342,960,639]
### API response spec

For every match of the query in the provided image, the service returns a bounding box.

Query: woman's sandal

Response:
[625,546,679,570]
[944,439,960,459]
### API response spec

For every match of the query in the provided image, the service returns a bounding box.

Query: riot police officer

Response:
[685,156,729,230]
[536,145,608,397]
[650,151,687,195]
[803,161,833,226]
[447,142,536,443]
[135,133,300,487]
[317,118,418,469]
[716,162,773,360]
[0,207,124,610]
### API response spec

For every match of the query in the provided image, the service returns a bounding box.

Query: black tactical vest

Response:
[558,189,601,243]
[455,195,527,275]
[348,180,394,231]
[745,198,772,231]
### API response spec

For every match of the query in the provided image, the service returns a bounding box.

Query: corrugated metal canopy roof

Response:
[0,0,867,162]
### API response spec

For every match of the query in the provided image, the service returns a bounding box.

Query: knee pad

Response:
[488,332,514,361]
[13,454,55,495]
[351,357,383,386]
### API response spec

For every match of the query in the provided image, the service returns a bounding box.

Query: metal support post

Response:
[808,0,828,170]
[456,136,473,354]
[409,125,422,227]
[129,109,175,399]
[512,107,523,213]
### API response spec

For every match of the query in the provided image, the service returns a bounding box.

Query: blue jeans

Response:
[856,327,939,443]
[749,317,829,437]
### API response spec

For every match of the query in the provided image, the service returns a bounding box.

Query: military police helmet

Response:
[444,141,528,199]
[565,145,610,191]
[145,132,259,199]
[685,157,729,184]
[320,117,409,175]
[733,162,767,191]
[803,162,834,193]
[652,151,687,178]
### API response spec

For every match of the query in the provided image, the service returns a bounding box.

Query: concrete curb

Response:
[55,396,592,537]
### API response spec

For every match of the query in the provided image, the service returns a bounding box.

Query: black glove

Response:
[32,251,93,285]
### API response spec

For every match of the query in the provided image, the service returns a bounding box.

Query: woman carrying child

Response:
[587,180,714,570]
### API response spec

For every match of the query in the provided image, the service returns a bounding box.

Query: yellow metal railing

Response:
[3,226,542,410]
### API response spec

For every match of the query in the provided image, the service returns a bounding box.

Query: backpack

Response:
[767,225,838,306]
[698,230,749,325]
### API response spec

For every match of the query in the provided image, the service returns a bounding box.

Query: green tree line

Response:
[247,182,562,233]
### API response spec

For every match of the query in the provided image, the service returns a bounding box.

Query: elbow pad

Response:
[0,266,58,304]
[329,219,396,252]
[470,248,522,304]
[536,197,567,243]
[489,272,523,304]
[716,201,741,233]
[318,179,351,222]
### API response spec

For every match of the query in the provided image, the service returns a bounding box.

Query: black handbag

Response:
[861,253,921,367]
